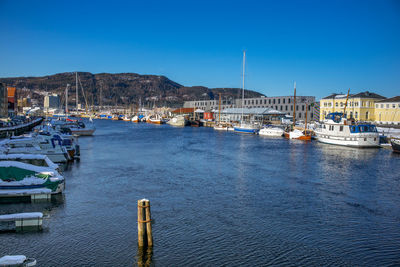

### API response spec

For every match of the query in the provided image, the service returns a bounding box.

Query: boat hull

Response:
[316,134,380,148]
[234,127,258,134]
[390,139,400,153]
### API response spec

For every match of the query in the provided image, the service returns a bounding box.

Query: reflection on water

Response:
[1,120,400,266]
[136,246,153,267]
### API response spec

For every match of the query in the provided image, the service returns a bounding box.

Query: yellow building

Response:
[374,96,400,125]
[320,91,385,121]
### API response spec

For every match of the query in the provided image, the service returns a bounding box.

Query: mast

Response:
[65,84,70,116]
[75,72,78,112]
[343,88,350,116]
[218,93,221,123]
[305,103,308,134]
[241,50,246,124]
[293,82,296,127]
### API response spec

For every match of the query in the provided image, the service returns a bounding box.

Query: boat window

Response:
[340,126,343,131]
[350,126,355,133]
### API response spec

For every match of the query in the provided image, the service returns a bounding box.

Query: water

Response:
[1,120,400,266]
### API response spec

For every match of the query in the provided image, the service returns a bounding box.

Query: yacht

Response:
[315,112,380,148]
[390,138,400,153]
[167,116,188,127]
[259,126,284,137]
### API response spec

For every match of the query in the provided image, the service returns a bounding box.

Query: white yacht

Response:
[315,112,380,148]
[259,126,284,137]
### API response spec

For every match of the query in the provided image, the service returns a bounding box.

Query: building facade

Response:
[184,95,316,122]
[320,91,386,122]
[374,96,400,125]
[0,83,8,118]
[7,86,17,117]
[44,94,60,110]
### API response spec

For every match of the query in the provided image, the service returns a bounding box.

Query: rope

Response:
[137,219,152,223]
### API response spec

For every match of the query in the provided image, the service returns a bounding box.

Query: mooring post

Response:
[144,199,153,247]
[137,199,146,247]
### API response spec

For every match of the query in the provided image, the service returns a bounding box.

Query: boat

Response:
[284,82,311,140]
[1,136,70,163]
[234,51,260,134]
[0,255,37,266]
[0,154,59,170]
[391,138,400,153]
[0,161,65,196]
[315,112,380,147]
[214,123,229,131]
[259,126,284,137]
[131,115,140,123]
[147,115,164,124]
[167,115,188,127]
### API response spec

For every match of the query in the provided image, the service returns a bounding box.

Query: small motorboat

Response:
[391,138,400,153]
[259,126,284,137]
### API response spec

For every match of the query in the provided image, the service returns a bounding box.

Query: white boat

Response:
[214,124,229,131]
[0,154,59,170]
[0,255,37,266]
[1,137,69,163]
[315,112,380,148]
[131,115,139,123]
[259,126,284,137]
[167,116,188,127]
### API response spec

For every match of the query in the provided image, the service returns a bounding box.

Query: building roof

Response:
[221,107,285,115]
[322,91,386,100]
[376,96,400,103]
[350,91,385,99]
[172,107,195,113]
[7,87,16,97]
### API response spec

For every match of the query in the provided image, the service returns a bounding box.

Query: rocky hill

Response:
[0,72,264,108]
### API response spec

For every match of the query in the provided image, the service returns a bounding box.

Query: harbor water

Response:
[1,120,400,266]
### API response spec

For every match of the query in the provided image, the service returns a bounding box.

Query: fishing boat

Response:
[0,161,65,197]
[167,115,188,127]
[315,112,380,147]
[259,126,284,137]
[391,138,400,153]
[131,115,139,123]
[234,51,260,134]
[0,255,37,266]
[147,114,164,124]
[284,82,311,140]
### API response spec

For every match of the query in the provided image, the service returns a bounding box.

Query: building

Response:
[44,94,60,110]
[374,96,400,125]
[0,83,8,118]
[320,91,385,121]
[220,107,286,123]
[184,95,316,122]
[7,86,17,116]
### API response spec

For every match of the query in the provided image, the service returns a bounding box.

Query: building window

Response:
[336,102,338,107]
[252,100,254,105]
[264,99,266,104]
[288,98,291,104]
[393,104,396,108]
[386,104,389,108]
[280,106,283,110]
[355,112,358,119]
[283,99,285,104]
[340,126,343,131]
[302,105,305,111]
[269,99,271,104]
[366,111,369,120]
[255,100,258,104]
[278,99,280,104]
[350,111,353,118]
[285,106,288,111]
[291,106,293,111]
[273,99,276,104]
[298,113,301,118]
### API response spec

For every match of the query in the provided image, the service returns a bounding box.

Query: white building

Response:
[184,95,316,122]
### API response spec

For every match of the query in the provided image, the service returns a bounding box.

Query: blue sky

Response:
[0,0,399,99]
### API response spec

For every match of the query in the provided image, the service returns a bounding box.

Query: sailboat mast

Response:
[76,72,78,112]
[65,84,69,116]
[218,93,221,123]
[293,82,296,127]
[305,103,308,132]
[343,88,350,116]
[241,50,246,123]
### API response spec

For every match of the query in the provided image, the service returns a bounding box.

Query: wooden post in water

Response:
[137,199,146,247]
[144,199,153,247]
[137,198,153,247]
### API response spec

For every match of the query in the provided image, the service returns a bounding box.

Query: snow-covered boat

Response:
[0,154,59,170]
[0,255,37,266]
[315,112,380,148]
[259,126,284,137]
[0,161,64,197]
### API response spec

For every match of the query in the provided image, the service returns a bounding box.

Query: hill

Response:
[0,72,264,108]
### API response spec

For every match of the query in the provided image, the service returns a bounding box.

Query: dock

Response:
[0,212,43,232]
